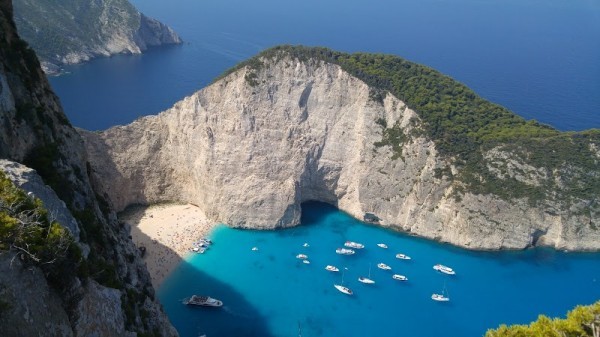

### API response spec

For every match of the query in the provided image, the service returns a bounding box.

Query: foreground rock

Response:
[82,48,599,251]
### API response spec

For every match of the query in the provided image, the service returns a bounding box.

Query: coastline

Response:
[119,203,218,288]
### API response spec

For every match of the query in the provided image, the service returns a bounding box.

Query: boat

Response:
[302,243,310,247]
[395,253,411,260]
[433,264,455,275]
[377,263,391,270]
[296,254,308,259]
[344,241,365,249]
[251,247,259,251]
[192,247,206,254]
[335,248,355,255]
[431,293,450,302]
[184,295,223,307]
[358,263,375,284]
[334,284,353,295]
[392,274,408,281]
[377,243,388,249]
[334,268,353,295]
[325,265,339,272]
[303,260,310,264]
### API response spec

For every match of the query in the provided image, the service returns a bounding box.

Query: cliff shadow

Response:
[121,207,275,337]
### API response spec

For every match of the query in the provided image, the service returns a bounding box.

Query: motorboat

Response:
[192,247,206,254]
[335,248,355,255]
[325,265,339,272]
[395,253,411,260]
[377,243,388,249]
[392,274,407,281]
[303,260,310,264]
[344,241,365,249]
[303,243,310,247]
[377,263,391,270]
[334,284,353,295]
[184,295,223,307]
[433,264,455,275]
[296,254,308,259]
[251,247,259,251]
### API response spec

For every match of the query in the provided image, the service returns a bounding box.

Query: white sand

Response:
[120,203,218,288]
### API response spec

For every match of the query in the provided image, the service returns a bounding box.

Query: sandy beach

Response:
[120,203,218,288]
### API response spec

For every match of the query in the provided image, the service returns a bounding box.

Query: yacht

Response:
[431,293,450,302]
[358,263,375,284]
[303,260,310,264]
[325,265,339,272]
[377,263,391,270]
[433,264,455,275]
[344,241,365,249]
[334,284,353,295]
[296,254,308,260]
[395,253,411,260]
[392,274,407,281]
[184,295,223,307]
[335,248,355,255]
[377,243,388,249]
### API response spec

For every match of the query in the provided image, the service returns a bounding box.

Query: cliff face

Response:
[13,0,181,74]
[81,53,599,251]
[0,1,177,335]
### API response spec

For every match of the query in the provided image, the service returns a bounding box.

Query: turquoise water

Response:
[159,202,600,337]
[49,0,600,131]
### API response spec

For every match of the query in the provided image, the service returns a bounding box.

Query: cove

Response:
[158,202,600,337]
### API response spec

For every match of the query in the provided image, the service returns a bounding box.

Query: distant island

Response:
[12,0,181,74]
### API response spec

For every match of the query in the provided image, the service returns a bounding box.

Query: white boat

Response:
[395,253,411,260]
[335,248,355,255]
[334,284,353,295]
[303,243,310,247]
[358,263,375,284]
[192,247,206,254]
[344,241,365,249]
[325,265,339,272]
[377,243,388,249]
[184,295,223,307]
[433,264,455,275]
[431,293,450,302]
[251,247,259,251]
[296,254,308,259]
[377,263,391,270]
[334,268,353,295]
[392,274,408,281]
[303,260,310,264]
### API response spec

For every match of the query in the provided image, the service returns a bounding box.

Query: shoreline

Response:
[119,203,218,289]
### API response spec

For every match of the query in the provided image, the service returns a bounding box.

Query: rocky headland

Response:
[13,0,182,74]
[82,46,600,251]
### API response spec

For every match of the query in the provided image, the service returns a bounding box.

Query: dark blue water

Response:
[159,202,600,337]
[48,0,600,131]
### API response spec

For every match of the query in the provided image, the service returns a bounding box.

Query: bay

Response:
[159,202,600,337]
[48,0,600,131]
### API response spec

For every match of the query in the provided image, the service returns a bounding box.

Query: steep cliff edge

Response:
[0,1,177,335]
[82,46,599,251]
[13,0,181,74]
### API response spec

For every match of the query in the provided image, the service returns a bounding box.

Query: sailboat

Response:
[358,263,375,284]
[334,268,353,295]
[431,283,450,302]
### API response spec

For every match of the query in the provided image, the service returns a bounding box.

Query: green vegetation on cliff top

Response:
[218,45,600,207]
[486,300,600,337]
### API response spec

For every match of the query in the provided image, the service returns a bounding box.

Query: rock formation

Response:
[82,48,599,251]
[0,1,177,335]
[13,0,182,74]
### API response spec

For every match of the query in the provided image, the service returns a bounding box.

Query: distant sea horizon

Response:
[48,0,600,131]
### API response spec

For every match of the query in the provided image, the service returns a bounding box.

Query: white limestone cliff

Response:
[82,56,599,251]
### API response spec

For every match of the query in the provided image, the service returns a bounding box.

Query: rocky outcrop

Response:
[13,0,181,74]
[0,1,177,335]
[81,53,600,251]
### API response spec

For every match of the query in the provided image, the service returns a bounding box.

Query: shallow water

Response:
[159,202,600,337]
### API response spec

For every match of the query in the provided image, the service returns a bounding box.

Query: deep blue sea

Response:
[40,0,600,336]
[48,0,600,131]
[159,202,600,337]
